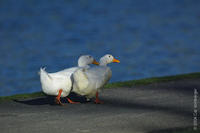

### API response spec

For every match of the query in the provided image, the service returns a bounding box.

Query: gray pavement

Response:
[0,78,199,133]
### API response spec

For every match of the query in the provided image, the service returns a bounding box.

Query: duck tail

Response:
[39,67,52,85]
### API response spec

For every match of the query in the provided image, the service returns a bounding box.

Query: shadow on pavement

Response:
[148,127,199,133]
[13,92,89,105]
[13,92,193,118]
[13,96,56,105]
[135,80,200,95]
[100,97,193,118]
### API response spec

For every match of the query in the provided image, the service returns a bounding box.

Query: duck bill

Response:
[113,58,120,63]
[92,60,99,65]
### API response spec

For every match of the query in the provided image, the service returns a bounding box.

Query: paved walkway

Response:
[0,78,199,133]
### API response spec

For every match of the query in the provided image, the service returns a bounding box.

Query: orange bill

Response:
[92,59,99,65]
[113,58,120,63]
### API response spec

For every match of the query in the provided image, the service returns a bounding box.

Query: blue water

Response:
[0,0,200,96]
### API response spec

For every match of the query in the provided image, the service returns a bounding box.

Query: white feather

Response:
[39,55,97,97]
[72,54,116,98]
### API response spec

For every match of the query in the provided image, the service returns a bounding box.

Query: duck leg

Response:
[55,89,64,106]
[94,92,104,104]
[66,97,80,104]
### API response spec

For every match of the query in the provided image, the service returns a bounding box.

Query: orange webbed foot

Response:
[94,99,104,104]
[55,89,64,106]
[67,97,80,104]
[55,98,64,106]
[95,92,104,104]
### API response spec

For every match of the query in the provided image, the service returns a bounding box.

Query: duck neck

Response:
[78,63,89,67]
[78,59,88,67]
[99,58,107,66]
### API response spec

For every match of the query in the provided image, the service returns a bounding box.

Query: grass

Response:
[0,91,45,102]
[104,72,200,89]
[0,72,200,102]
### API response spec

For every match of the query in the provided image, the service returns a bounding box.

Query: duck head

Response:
[99,54,120,66]
[78,55,99,67]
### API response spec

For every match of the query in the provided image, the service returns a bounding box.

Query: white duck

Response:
[39,55,99,105]
[72,54,120,104]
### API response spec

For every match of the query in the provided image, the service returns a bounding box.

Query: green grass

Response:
[0,72,200,102]
[104,72,200,89]
[0,91,45,102]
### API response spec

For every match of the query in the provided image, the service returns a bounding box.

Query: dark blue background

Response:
[0,0,200,96]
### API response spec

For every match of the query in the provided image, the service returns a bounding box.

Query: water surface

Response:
[0,0,200,96]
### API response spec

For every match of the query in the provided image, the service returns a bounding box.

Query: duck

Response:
[39,55,99,105]
[72,54,120,104]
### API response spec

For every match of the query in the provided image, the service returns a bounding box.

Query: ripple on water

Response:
[0,0,200,96]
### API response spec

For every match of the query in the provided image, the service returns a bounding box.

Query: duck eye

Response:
[89,56,92,58]
[109,56,111,58]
